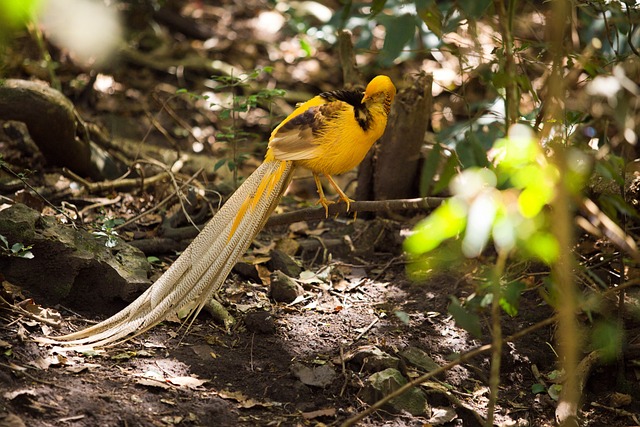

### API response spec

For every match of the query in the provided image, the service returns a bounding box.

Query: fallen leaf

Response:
[302,407,336,419]
[135,378,171,389]
[428,407,457,425]
[167,376,207,389]
[217,389,276,408]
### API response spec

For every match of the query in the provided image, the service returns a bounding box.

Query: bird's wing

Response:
[268,90,363,161]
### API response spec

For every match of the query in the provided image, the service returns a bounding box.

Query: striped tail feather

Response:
[48,160,295,348]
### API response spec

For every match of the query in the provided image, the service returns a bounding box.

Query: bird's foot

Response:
[317,197,335,217]
[338,195,354,213]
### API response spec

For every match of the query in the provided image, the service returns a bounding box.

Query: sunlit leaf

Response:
[548,384,562,401]
[404,198,467,255]
[462,191,497,257]
[525,232,559,264]
[0,0,40,29]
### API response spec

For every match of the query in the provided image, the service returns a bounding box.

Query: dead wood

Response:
[0,79,127,180]
[357,73,433,203]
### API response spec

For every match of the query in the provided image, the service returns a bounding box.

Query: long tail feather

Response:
[49,160,294,348]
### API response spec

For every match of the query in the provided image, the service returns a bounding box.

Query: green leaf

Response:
[404,198,467,255]
[0,234,8,249]
[214,159,227,172]
[18,250,34,259]
[379,14,416,66]
[457,0,492,19]
[548,384,562,401]
[525,232,559,264]
[370,0,388,16]
[432,153,459,195]
[591,321,623,362]
[299,38,312,57]
[456,136,490,169]
[147,256,161,264]
[594,154,624,186]
[499,281,526,316]
[420,143,442,196]
[105,236,118,248]
[599,194,640,221]
[0,0,40,29]
[416,0,443,38]
[531,383,546,394]
[448,296,482,338]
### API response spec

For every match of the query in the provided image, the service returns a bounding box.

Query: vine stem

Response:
[486,249,509,426]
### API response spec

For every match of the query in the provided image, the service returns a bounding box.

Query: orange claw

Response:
[313,173,354,216]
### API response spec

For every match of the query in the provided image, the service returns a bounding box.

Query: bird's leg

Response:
[313,173,333,216]
[324,174,354,212]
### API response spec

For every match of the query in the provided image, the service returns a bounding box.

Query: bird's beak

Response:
[361,94,369,103]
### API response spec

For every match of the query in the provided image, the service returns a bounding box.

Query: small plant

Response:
[180,67,285,188]
[213,67,285,184]
[93,218,124,248]
[0,234,34,259]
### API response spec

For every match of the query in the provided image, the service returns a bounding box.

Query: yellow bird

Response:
[51,75,396,348]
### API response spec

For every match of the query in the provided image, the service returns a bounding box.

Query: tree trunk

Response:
[357,73,433,203]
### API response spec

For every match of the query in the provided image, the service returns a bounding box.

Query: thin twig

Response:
[0,162,76,225]
[115,168,204,231]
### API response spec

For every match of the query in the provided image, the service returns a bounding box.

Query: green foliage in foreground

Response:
[404,124,589,276]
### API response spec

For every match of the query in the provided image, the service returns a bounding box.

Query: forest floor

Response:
[1,1,640,426]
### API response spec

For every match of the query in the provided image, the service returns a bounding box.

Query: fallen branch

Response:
[266,196,446,227]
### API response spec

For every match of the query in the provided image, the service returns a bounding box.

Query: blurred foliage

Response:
[0,0,41,35]
[405,124,592,273]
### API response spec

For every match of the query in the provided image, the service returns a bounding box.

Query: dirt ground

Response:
[1,0,640,426]
[2,226,640,426]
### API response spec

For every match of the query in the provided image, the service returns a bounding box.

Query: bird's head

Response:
[362,75,396,105]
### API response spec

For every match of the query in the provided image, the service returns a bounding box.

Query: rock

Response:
[244,310,275,334]
[267,249,302,278]
[400,347,441,372]
[269,270,303,303]
[232,261,260,282]
[291,362,336,387]
[360,368,430,416]
[343,345,400,372]
[0,204,151,313]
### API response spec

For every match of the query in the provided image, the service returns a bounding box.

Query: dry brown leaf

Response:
[301,407,336,419]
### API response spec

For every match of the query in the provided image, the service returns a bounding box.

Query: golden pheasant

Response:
[50,75,396,348]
